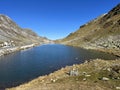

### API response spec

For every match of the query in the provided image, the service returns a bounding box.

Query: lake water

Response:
[0,44,118,89]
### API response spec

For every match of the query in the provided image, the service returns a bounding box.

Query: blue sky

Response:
[0,0,120,40]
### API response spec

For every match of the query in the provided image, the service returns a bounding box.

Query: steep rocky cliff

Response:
[57,4,120,56]
[0,14,50,47]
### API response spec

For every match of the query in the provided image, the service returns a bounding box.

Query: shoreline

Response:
[82,46,120,57]
[58,43,120,57]
[0,44,119,90]
[7,59,120,90]
[0,43,40,57]
[1,42,119,58]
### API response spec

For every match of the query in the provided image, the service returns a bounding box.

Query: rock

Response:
[83,72,87,75]
[52,79,56,83]
[83,78,87,81]
[102,77,109,81]
[84,60,88,63]
[116,87,120,90]
[112,65,120,73]
[3,41,9,47]
[69,69,79,76]
[85,75,91,77]
[117,77,120,79]
[51,78,57,83]
[107,68,111,72]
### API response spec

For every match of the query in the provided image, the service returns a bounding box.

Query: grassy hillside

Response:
[56,4,120,56]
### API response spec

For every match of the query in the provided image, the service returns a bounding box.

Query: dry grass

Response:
[55,4,120,57]
[7,59,120,90]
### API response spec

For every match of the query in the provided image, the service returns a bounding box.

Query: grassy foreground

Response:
[7,59,120,90]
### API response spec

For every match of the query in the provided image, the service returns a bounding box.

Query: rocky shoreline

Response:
[57,43,120,57]
[7,59,120,90]
[81,46,120,57]
[0,43,39,57]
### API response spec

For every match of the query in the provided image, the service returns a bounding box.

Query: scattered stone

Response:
[85,75,91,77]
[83,72,87,75]
[102,77,109,81]
[102,67,107,71]
[119,70,120,74]
[84,60,88,63]
[116,87,120,90]
[52,79,56,83]
[112,65,120,73]
[51,78,57,83]
[69,69,79,76]
[117,77,120,79]
[107,68,111,72]
[83,78,87,81]
[73,65,76,67]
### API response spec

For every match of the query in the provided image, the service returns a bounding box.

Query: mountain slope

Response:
[0,14,51,56]
[0,14,50,47]
[57,4,120,56]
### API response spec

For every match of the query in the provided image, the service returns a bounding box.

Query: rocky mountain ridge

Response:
[0,14,51,46]
[0,14,51,56]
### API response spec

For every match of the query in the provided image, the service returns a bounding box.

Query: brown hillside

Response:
[56,4,120,56]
